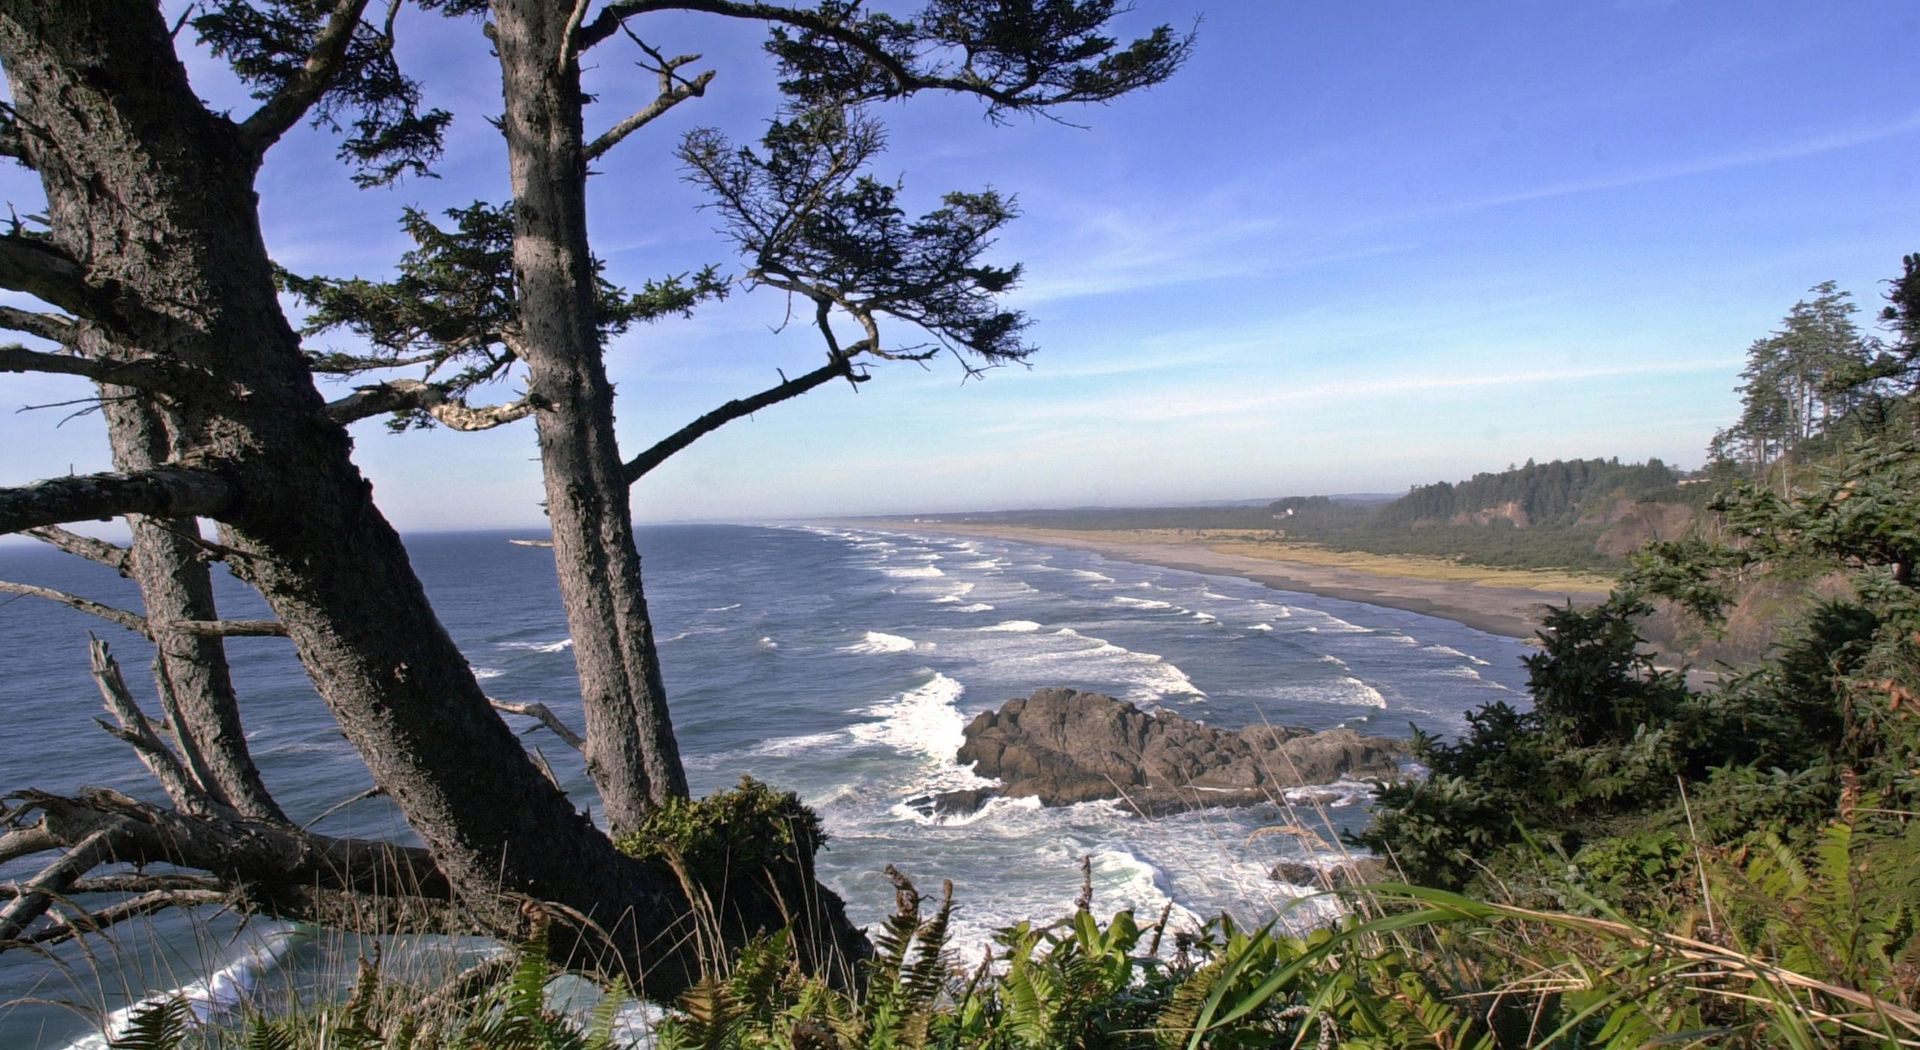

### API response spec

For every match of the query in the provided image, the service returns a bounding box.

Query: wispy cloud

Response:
[1435,110,1920,216]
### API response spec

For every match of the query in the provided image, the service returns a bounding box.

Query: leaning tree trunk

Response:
[99,388,286,823]
[492,0,688,831]
[0,0,810,993]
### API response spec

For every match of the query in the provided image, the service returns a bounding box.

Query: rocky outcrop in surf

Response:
[927,687,1404,817]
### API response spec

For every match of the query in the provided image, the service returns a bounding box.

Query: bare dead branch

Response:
[621,354,861,483]
[579,1,916,91]
[24,526,131,575]
[0,788,456,948]
[0,873,221,897]
[0,580,147,634]
[0,234,98,320]
[22,888,231,946]
[0,344,223,398]
[583,34,714,163]
[0,825,59,866]
[0,466,239,536]
[0,827,115,942]
[303,785,385,831]
[168,619,288,638]
[488,698,586,752]
[90,638,212,814]
[325,378,537,430]
[0,305,76,344]
[239,0,378,152]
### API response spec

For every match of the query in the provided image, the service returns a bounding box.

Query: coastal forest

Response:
[0,2,1917,1049]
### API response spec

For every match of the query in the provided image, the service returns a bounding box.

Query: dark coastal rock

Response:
[937,687,1405,816]
[1269,856,1389,889]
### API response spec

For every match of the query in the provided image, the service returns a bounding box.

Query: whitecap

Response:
[499,638,573,653]
[704,603,742,612]
[471,666,506,680]
[1422,644,1491,666]
[69,927,319,1048]
[840,630,919,655]
[757,635,779,651]
[1113,596,1173,610]
[847,671,969,761]
[881,564,946,579]
[747,731,848,758]
[1335,676,1388,708]
[1249,623,1274,632]
[1190,611,1219,624]
[980,619,1044,632]
[1070,569,1116,583]
[950,603,995,613]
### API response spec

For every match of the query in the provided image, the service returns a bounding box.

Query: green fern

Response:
[108,997,194,1050]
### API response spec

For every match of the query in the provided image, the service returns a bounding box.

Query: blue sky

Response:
[4,1,1918,528]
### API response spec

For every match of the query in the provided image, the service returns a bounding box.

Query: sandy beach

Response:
[857,522,1614,640]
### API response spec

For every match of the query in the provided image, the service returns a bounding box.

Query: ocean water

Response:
[0,524,1531,1046]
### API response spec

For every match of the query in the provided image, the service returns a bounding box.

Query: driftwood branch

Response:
[325,379,537,431]
[0,466,239,536]
[488,698,586,752]
[239,0,378,151]
[622,354,861,483]
[24,526,131,575]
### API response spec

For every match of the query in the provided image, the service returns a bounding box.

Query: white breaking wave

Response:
[848,671,969,762]
[881,564,946,579]
[1249,623,1274,632]
[747,731,848,758]
[929,582,977,604]
[499,637,573,653]
[951,602,995,613]
[1335,676,1389,708]
[1423,644,1491,666]
[757,635,779,651]
[1190,611,1219,624]
[64,927,320,1050]
[1070,569,1116,583]
[705,603,742,612]
[981,619,1044,632]
[1113,595,1174,610]
[472,666,505,680]
[841,630,919,655]
[1053,627,1207,702]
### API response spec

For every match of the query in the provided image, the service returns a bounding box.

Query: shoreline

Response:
[849,521,1611,640]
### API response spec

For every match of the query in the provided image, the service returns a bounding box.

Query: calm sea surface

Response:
[0,524,1531,1046]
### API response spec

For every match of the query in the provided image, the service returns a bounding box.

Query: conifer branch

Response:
[239,0,378,151]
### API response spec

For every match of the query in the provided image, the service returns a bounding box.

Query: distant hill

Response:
[1368,457,1682,530]
[910,457,1707,574]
